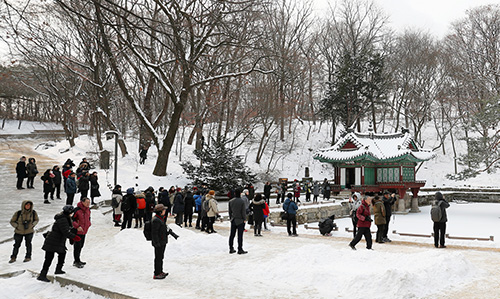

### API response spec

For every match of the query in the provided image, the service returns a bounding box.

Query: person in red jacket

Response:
[72,197,91,268]
[263,201,270,231]
[349,196,373,250]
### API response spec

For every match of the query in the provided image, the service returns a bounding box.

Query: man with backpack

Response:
[432,191,450,248]
[121,188,137,230]
[283,193,299,237]
[9,200,39,263]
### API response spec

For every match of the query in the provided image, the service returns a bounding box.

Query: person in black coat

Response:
[228,188,247,254]
[158,187,171,214]
[382,191,396,242]
[52,166,62,200]
[89,172,101,205]
[183,190,194,227]
[172,189,184,227]
[144,186,156,222]
[16,156,27,189]
[26,158,38,189]
[151,204,168,279]
[433,191,450,248]
[37,205,80,282]
[78,171,90,201]
[121,188,137,230]
[263,182,272,203]
[319,215,336,236]
[41,169,55,204]
[251,194,265,236]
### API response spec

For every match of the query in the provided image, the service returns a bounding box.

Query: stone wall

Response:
[269,202,351,225]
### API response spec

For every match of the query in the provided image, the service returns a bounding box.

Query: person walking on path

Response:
[228,188,247,254]
[26,158,38,189]
[16,156,27,189]
[65,172,77,205]
[206,190,219,234]
[9,200,39,263]
[251,194,265,236]
[283,193,299,236]
[382,191,396,242]
[121,188,137,230]
[72,197,91,268]
[89,172,101,205]
[433,191,450,248]
[52,166,62,199]
[348,192,362,238]
[349,196,373,250]
[41,169,55,204]
[37,205,80,282]
[372,195,386,243]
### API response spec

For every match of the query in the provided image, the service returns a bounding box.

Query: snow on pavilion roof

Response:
[314,130,436,164]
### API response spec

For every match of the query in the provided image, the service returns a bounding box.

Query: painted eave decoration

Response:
[313,129,436,163]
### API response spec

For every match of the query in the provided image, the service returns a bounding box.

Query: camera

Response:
[23,220,30,230]
[168,229,179,240]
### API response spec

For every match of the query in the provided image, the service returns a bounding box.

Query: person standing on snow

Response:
[41,169,55,204]
[433,191,450,248]
[183,188,195,228]
[89,172,101,205]
[65,172,77,205]
[26,158,38,189]
[72,197,91,268]
[263,182,272,203]
[112,185,123,227]
[16,156,27,189]
[283,193,298,237]
[382,191,396,242]
[206,190,219,234]
[349,196,373,250]
[151,204,178,279]
[322,178,331,201]
[173,188,185,227]
[194,191,203,229]
[372,195,387,243]
[37,205,80,282]
[52,165,62,200]
[348,192,362,238]
[9,200,39,263]
[78,171,90,201]
[312,181,320,203]
[121,187,137,230]
[228,188,247,254]
[251,194,265,236]
[293,183,301,203]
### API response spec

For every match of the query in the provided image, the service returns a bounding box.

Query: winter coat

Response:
[158,190,171,212]
[62,159,74,175]
[16,160,27,178]
[151,215,168,248]
[112,191,123,215]
[373,199,386,225]
[122,194,137,213]
[241,194,250,212]
[228,197,246,226]
[206,195,219,218]
[251,198,265,224]
[248,186,255,201]
[10,200,39,235]
[264,184,272,199]
[263,202,270,217]
[42,212,77,253]
[383,195,396,218]
[356,200,372,228]
[349,195,362,218]
[73,201,91,235]
[78,175,90,192]
[319,217,335,235]
[313,183,320,196]
[41,170,55,193]
[283,198,298,215]
[323,182,331,198]
[194,194,202,213]
[173,192,185,214]
[294,185,301,198]
[436,198,450,223]
[52,168,62,185]
[90,176,101,198]
[184,191,195,215]
[65,176,77,194]
[26,161,38,178]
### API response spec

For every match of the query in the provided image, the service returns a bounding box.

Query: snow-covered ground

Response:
[2,120,500,298]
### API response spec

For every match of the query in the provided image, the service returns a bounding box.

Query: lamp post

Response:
[105,131,119,186]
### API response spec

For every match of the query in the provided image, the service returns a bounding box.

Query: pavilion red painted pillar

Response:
[410,187,421,213]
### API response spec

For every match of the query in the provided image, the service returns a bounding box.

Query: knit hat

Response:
[287,193,293,199]
[126,187,134,195]
[435,192,444,201]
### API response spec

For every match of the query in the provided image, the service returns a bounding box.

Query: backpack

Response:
[430,202,442,222]
[111,195,120,209]
[137,197,146,210]
[121,196,131,212]
[144,220,152,241]
[202,199,210,213]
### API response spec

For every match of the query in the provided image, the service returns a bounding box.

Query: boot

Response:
[44,200,51,204]
[9,256,16,263]
[37,271,50,282]
[55,266,65,275]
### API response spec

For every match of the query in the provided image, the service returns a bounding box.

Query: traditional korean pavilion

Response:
[314,127,435,211]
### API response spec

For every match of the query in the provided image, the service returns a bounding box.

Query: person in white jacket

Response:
[206,190,219,234]
[349,192,362,238]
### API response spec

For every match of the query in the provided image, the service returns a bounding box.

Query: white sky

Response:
[314,0,499,38]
